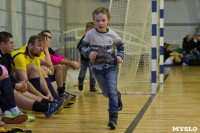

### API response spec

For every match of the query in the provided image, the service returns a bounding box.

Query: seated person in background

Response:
[164,44,183,66]
[182,34,195,58]
[164,42,168,49]
[195,35,200,52]
[40,30,80,100]
[77,22,97,92]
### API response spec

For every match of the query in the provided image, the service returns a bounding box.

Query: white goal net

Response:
[109,0,160,94]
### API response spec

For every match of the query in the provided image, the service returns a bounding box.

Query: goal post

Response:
[109,0,163,94]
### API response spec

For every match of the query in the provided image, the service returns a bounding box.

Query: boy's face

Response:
[94,13,110,32]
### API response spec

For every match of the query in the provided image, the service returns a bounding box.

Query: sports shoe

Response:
[107,112,118,130]
[6,127,32,133]
[19,113,36,122]
[70,93,76,101]
[0,121,4,126]
[0,126,7,132]
[118,91,123,111]
[1,114,28,124]
[90,84,97,92]
[44,102,61,117]
[54,99,65,114]
[64,102,74,108]
[60,91,76,101]
[59,91,72,105]
[182,62,187,66]
[78,84,83,91]
[107,121,117,130]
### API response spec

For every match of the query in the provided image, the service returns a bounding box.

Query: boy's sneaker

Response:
[107,112,118,130]
[1,114,28,124]
[107,121,117,130]
[118,91,123,111]
[90,84,97,92]
[44,102,60,117]
[78,84,83,91]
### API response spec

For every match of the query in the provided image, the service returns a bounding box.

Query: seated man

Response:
[0,65,27,124]
[0,32,61,119]
[38,33,72,105]
[40,30,80,100]
[0,32,28,124]
[164,44,183,66]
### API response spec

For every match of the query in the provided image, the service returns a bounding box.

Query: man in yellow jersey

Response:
[12,35,54,100]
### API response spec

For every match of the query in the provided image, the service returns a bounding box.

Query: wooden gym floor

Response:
[2,66,200,132]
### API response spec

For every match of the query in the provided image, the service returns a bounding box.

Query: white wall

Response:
[65,0,109,30]
[0,0,61,48]
[165,0,200,48]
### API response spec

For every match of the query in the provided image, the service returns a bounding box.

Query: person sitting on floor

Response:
[164,44,183,66]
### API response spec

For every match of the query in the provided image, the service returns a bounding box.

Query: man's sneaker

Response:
[55,99,65,114]
[59,91,72,105]
[78,84,83,91]
[61,91,76,101]
[44,102,60,117]
[0,121,5,126]
[64,102,74,108]
[70,93,76,101]
[1,114,28,124]
[18,113,35,122]
[6,127,32,133]
[118,91,123,111]
[0,127,7,132]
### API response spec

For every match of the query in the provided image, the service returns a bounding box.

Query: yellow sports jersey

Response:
[40,51,46,59]
[11,44,41,71]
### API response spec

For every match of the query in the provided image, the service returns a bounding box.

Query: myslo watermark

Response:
[172,127,198,132]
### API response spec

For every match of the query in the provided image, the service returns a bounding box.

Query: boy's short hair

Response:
[28,35,44,46]
[92,7,110,20]
[86,22,95,30]
[0,32,13,43]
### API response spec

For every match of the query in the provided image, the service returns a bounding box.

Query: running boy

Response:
[79,7,124,129]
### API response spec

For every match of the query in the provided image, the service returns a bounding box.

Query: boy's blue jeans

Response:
[93,66,118,114]
[78,60,96,85]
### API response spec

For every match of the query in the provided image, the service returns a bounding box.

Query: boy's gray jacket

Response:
[79,28,124,70]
